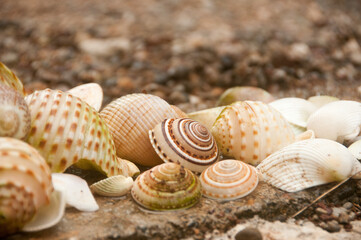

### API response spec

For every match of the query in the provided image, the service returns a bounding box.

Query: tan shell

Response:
[0,62,26,96]
[67,83,103,112]
[90,175,133,197]
[217,86,275,106]
[100,93,187,166]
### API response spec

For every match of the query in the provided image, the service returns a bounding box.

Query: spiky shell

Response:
[90,175,133,197]
[211,101,295,165]
[25,89,137,177]
[217,86,275,106]
[200,160,258,201]
[131,162,201,211]
[150,118,219,173]
[67,83,103,112]
[0,62,26,97]
[0,137,53,236]
[188,106,225,131]
[100,93,186,166]
[0,84,31,140]
[256,139,361,192]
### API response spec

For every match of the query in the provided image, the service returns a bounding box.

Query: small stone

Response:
[271,69,287,82]
[117,77,134,91]
[338,212,349,224]
[235,227,263,240]
[348,212,356,221]
[312,214,319,221]
[332,207,347,218]
[288,43,310,61]
[343,202,353,210]
[319,214,334,222]
[319,222,328,230]
[315,207,328,215]
[325,220,341,233]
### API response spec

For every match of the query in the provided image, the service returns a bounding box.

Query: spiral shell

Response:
[0,137,53,236]
[100,93,186,166]
[150,118,219,173]
[217,86,275,106]
[200,160,258,201]
[25,89,138,177]
[211,101,295,165]
[90,175,133,197]
[131,162,201,211]
[0,62,26,97]
[0,84,31,140]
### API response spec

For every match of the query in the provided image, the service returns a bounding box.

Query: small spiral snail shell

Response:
[0,84,31,140]
[150,118,219,173]
[0,61,26,97]
[131,162,201,211]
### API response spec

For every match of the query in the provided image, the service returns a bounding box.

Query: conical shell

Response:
[307,100,361,143]
[188,106,225,131]
[212,101,295,165]
[0,62,26,97]
[0,137,53,237]
[150,118,219,173]
[0,84,31,140]
[256,139,361,192]
[90,175,133,197]
[67,83,103,112]
[217,86,275,106]
[100,93,187,166]
[25,89,137,177]
[131,162,201,211]
[200,160,258,200]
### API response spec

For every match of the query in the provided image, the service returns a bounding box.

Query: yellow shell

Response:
[0,62,26,97]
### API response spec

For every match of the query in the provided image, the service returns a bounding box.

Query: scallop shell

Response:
[0,61,26,96]
[217,86,275,106]
[0,137,53,237]
[100,93,187,166]
[0,84,31,140]
[67,83,103,112]
[211,101,295,165]
[307,100,361,143]
[90,175,133,197]
[188,106,225,131]
[256,139,361,192]
[150,118,219,173]
[25,89,138,177]
[131,162,201,211]
[200,160,258,200]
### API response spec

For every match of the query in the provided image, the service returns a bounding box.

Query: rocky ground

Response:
[1,0,361,239]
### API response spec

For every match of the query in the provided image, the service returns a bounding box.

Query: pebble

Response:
[342,202,353,210]
[234,227,263,240]
[338,212,349,224]
[348,212,356,221]
[315,208,328,215]
[332,207,347,218]
[324,220,341,233]
[288,43,310,61]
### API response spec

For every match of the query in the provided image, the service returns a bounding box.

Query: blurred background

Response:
[1,0,361,111]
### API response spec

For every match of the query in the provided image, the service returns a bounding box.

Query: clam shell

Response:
[307,95,339,109]
[256,139,361,192]
[150,118,219,173]
[200,160,258,201]
[90,175,133,197]
[217,86,275,106]
[307,100,361,143]
[100,93,186,166]
[25,89,138,177]
[211,101,295,165]
[131,162,201,211]
[67,83,103,112]
[0,61,26,96]
[188,106,225,131]
[0,84,31,140]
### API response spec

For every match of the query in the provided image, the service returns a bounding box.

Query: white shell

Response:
[307,100,361,143]
[307,95,339,109]
[90,175,133,197]
[256,139,361,192]
[68,83,103,112]
[348,140,361,179]
[188,106,225,131]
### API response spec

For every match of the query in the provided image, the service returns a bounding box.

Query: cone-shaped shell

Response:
[25,89,137,177]
[0,137,53,237]
[217,86,275,106]
[90,175,133,197]
[100,93,187,166]
[0,84,31,140]
[212,101,295,165]
[67,83,103,112]
[131,162,201,211]
[200,160,258,200]
[188,106,225,131]
[0,62,26,96]
[256,139,361,192]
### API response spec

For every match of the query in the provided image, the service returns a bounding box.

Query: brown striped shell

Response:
[100,93,187,166]
[25,89,138,177]
[131,162,201,211]
[150,118,219,173]
[0,62,26,97]
[211,101,295,165]
[0,137,53,236]
[0,84,31,140]
[200,160,258,200]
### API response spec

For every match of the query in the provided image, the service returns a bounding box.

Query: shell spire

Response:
[0,62,26,96]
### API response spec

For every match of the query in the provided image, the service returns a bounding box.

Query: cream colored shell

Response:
[0,61,26,96]
[217,86,274,106]
[67,83,103,112]
[188,106,225,131]
[90,175,133,197]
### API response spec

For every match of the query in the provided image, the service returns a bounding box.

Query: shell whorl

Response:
[0,62,26,97]
[150,118,219,173]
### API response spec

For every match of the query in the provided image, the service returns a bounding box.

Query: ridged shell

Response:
[307,100,361,143]
[212,101,295,165]
[150,118,219,173]
[67,83,103,112]
[0,137,53,237]
[188,106,225,131]
[25,89,138,177]
[256,139,361,192]
[217,86,275,106]
[100,93,186,166]
[0,84,31,140]
[0,62,26,97]
[200,160,258,200]
[131,162,201,211]
[90,175,133,197]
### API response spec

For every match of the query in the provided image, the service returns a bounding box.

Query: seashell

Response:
[0,137,53,237]
[171,105,189,118]
[0,83,31,140]
[131,162,201,211]
[188,106,225,131]
[348,139,361,160]
[67,83,103,112]
[256,139,361,192]
[100,93,187,166]
[307,100,361,143]
[25,89,138,177]
[217,86,275,106]
[307,95,339,109]
[0,61,26,96]
[51,173,99,212]
[90,175,133,197]
[150,118,219,173]
[211,101,295,165]
[200,160,258,201]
